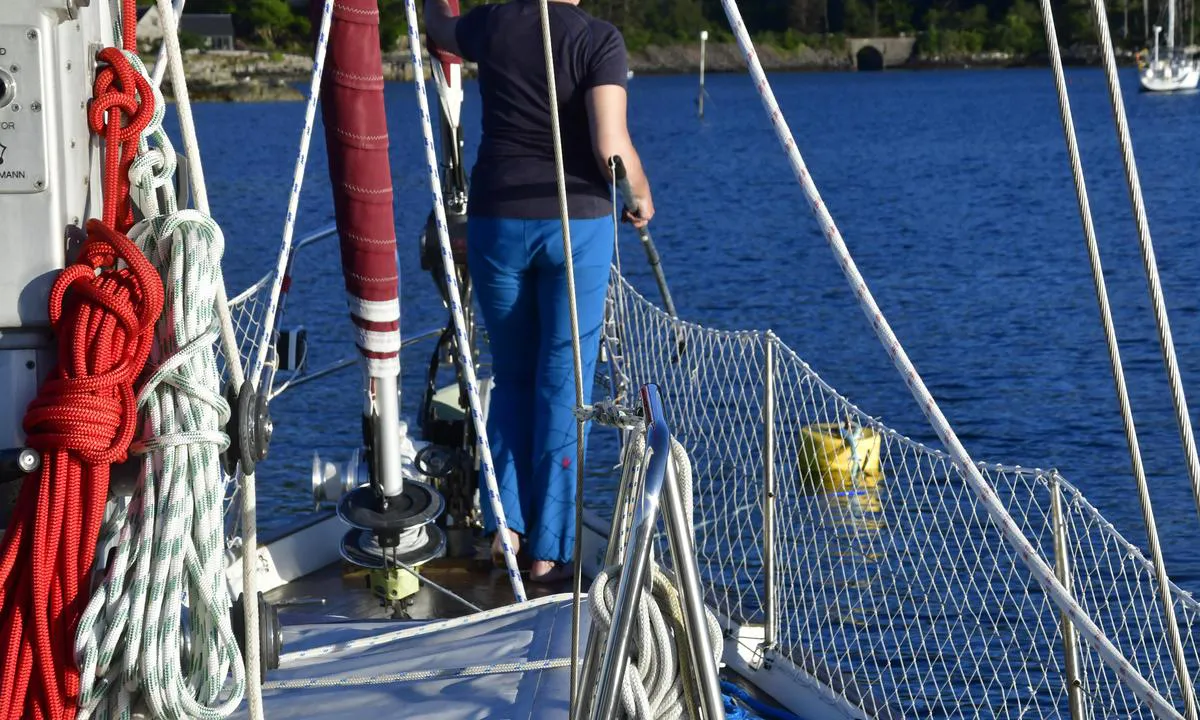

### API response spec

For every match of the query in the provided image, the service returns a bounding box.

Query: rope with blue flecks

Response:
[404,0,527,603]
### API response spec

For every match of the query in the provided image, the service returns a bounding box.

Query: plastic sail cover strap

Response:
[715,0,1183,716]
[1036,0,1197,714]
[73,51,247,720]
[406,0,526,602]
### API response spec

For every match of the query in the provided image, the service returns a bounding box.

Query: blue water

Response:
[185,67,1200,592]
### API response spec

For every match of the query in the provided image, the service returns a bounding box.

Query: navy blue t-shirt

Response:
[455,0,628,219]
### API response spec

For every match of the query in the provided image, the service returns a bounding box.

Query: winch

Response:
[314,419,448,614]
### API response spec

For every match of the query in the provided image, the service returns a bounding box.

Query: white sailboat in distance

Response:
[1139,0,1200,91]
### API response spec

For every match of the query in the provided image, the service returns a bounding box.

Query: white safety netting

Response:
[602,271,1200,718]
[219,229,337,381]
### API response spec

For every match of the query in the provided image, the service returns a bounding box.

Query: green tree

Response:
[988,0,1043,52]
[843,0,876,33]
[789,0,829,32]
[234,0,295,47]
[178,29,209,50]
[379,0,408,50]
[879,0,916,32]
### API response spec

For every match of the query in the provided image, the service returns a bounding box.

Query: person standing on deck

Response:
[424,0,654,583]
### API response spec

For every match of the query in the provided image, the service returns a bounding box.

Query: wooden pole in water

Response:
[698,30,708,119]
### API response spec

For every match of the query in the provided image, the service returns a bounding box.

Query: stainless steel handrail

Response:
[580,384,724,720]
[573,423,645,719]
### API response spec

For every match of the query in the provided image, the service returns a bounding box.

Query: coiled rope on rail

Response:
[73,50,246,720]
[0,222,164,720]
[0,3,166,717]
[716,0,1184,716]
[587,437,722,719]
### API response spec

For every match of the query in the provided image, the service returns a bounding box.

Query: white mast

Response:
[1169,0,1177,50]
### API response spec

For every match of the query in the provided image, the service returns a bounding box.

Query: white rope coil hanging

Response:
[74,50,245,720]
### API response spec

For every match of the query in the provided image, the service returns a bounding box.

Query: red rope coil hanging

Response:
[0,1,162,717]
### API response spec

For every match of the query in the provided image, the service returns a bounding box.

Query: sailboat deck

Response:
[266,550,573,623]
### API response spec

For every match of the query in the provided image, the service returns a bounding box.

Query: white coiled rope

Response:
[405,0,526,601]
[74,51,245,720]
[587,437,722,719]
[716,0,1183,716]
[149,0,268,714]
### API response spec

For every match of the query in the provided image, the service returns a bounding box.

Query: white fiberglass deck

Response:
[233,594,581,719]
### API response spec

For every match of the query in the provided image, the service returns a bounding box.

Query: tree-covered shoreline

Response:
[157,0,1176,67]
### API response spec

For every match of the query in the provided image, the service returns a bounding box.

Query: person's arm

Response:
[587,85,654,228]
[424,0,461,57]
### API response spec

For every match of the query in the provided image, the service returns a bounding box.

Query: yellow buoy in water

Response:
[797,421,883,493]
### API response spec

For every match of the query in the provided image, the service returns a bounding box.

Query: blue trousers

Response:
[468,215,614,564]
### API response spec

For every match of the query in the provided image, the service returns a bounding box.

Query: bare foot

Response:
[530,560,573,583]
[491,529,520,568]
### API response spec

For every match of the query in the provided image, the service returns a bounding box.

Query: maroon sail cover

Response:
[314,0,400,376]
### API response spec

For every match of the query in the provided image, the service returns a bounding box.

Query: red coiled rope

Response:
[0,1,162,717]
[89,0,153,231]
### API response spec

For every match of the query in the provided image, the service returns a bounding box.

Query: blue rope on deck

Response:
[722,680,804,720]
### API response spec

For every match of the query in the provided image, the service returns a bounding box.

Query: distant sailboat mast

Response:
[1169,0,1176,51]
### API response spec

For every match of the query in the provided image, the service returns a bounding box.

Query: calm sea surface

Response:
[181,67,1200,593]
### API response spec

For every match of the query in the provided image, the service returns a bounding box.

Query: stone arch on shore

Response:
[846,37,917,70]
[855,45,885,71]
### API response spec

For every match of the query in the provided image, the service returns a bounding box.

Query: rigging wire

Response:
[714,0,1187,715]
[530,0,590,711]
[1034,0,1197,714]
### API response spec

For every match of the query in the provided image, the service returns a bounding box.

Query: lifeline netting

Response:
[602,270,1200,719]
